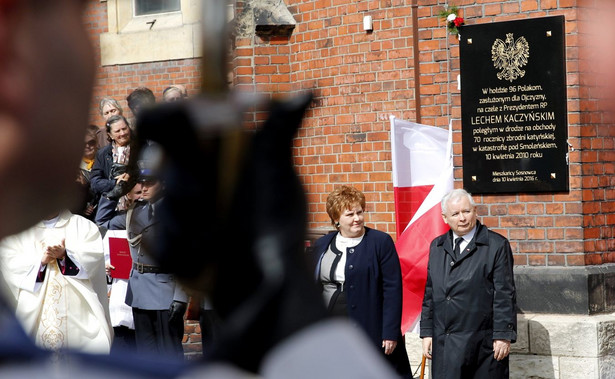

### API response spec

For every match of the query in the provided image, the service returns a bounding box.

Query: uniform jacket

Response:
[96,197,188,310]
[313,227,403,345]
[420,220,517,379]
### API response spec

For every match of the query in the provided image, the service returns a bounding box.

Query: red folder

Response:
[109,237,132,279]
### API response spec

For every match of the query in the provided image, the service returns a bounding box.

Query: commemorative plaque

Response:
[460,16,568,193]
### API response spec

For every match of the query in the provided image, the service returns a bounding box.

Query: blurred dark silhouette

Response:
[133,91,328,373]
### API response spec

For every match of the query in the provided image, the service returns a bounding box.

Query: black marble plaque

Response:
[460,16,568,193]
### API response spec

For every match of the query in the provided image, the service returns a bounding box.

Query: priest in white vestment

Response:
[0,210,112,354]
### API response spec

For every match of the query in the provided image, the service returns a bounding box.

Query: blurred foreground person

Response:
[136,93,403,379]
[312,185,412,378]
[0,0,94,238]
[0,210,112,353]
[420,189,517,379]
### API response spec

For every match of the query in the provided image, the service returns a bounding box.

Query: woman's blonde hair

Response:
[325,185,366,225]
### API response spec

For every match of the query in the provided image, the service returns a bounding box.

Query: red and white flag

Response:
[390,116,453,334]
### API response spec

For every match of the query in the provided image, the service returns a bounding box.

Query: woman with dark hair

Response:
[312,185,412,378]
[90,115,136,205]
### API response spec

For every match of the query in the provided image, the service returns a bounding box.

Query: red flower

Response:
[453,17,464,27]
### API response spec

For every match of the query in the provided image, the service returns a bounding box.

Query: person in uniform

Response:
[96,145,187,360]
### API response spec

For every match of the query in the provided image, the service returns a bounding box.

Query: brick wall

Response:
[230,0,615,267]
[577,1,615,265]
[407,1,612,267]
[414,1,584,267]
[84,2,202,128]
[86,0,615,264]
[84,0,615,357]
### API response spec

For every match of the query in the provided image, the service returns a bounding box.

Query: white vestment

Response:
[0,210,112,353]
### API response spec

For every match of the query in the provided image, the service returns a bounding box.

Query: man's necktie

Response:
[454,237,463,257]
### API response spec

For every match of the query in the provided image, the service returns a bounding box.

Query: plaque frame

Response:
[460,15,569,194]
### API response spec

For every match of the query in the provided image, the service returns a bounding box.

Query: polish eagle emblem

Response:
[491,33,530,82]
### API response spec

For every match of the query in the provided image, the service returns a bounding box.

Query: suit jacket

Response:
[90,145,115,196]
[420,220,517,379]
[313,227,403,345]
[96,197,188,311]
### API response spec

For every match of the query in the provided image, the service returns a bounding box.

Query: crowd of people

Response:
[0,1,524,378]
[0,83,221,362]
[0,76,519,379]
[0,78,518,378]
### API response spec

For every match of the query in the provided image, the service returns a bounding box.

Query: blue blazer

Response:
[313,227,404,345]
[90,145,115,196]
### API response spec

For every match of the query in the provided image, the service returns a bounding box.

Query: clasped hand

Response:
[41,239,66,265]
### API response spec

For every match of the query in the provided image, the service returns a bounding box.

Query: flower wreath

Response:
[439,6,464,36]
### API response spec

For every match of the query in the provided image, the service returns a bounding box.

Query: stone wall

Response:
[85,0,615,373]
[405,311,615,379]
[511,313,615,379]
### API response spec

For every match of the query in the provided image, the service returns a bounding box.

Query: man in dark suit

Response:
[97,145,188,360]
[420,189,517,379]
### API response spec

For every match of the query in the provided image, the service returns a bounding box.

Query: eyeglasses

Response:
[85,140,97,146]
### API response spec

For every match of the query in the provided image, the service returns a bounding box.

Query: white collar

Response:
[452,225,477,243]
[42,215,60,229]
[336,232,364,248]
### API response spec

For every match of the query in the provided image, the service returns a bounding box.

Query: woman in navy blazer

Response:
[313,186,411,378]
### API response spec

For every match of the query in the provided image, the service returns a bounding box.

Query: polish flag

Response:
[390,116,454,334]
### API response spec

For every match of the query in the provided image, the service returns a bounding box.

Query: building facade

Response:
[86,0,615,376]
